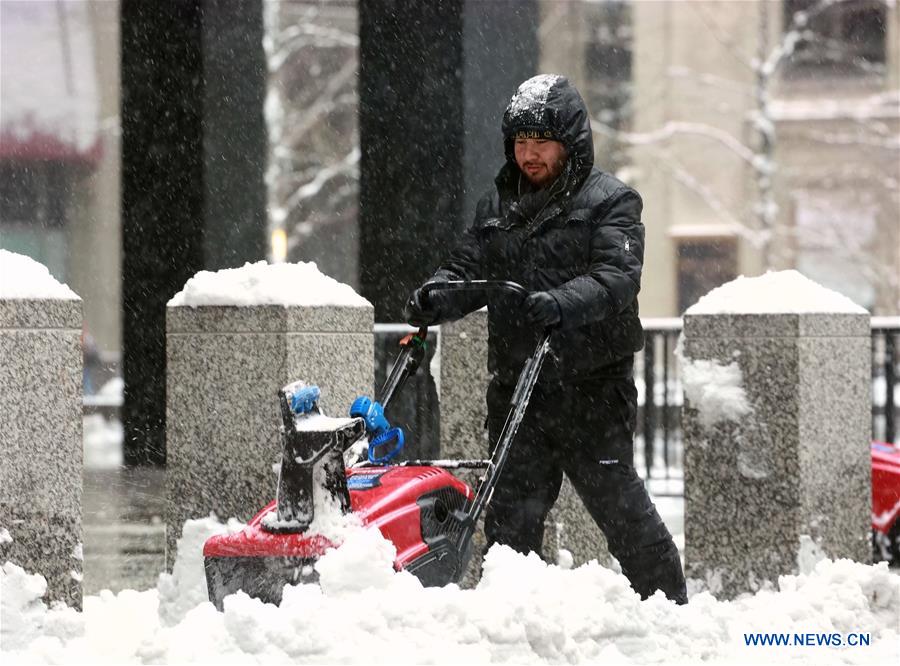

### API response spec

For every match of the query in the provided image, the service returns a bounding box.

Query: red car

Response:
[872,441,900,563]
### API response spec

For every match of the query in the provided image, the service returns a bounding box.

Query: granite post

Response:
[439,311,611,588]
[0,298,83,610]
[682,312,871,599]
[165,304,373,568]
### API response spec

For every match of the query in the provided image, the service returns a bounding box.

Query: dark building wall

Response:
[121,0,205,465]
[358,0,539,322]
[202,0,268,270]
[358,0,466,322]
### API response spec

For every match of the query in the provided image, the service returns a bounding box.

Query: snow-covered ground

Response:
[3,516,899,666]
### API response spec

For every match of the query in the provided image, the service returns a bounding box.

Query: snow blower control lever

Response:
[349,325,428,464]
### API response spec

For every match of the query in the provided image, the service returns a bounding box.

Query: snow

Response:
[0,250,80,300]
[167,260,371,308]
[97,377,124,401]
[156,517,245,628]
[293,412,356,432]
[82,415,124,469]
[680,353,752,429]
[3,520,899,664]
[686,270,868,315]
[507,74,561,119]
[0,1,99,156]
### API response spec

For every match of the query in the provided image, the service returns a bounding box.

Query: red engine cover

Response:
[203,466,474,570]
[872,441,900,535]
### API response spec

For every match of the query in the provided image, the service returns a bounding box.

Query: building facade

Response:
[540,0,899,316]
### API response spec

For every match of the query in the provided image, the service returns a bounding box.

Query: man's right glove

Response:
[523,291,562,328]
[404,286,440,327]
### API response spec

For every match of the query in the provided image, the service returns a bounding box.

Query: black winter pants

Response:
[483,375,688,605]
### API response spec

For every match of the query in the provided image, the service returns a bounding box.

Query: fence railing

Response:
[872,318,899,448]
[635,319,684,489]
[83,318,900,476]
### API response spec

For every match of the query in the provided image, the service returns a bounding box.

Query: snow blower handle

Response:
[420,279,530,305]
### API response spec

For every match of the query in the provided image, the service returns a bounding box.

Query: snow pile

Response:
[686,270,867,315]
[167,260,370,308]
[0,562,83,653]
[0,250,80,300]
[82,415,124,469]
[314,525,399,596]
[3,516,900,664]
[97,376,124,401]
[157,516,245,627]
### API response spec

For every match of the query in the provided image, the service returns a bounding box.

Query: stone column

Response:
[439,311,610,588]
[165,304,373,568]
[682,311,871,599]
[0,298,83,609]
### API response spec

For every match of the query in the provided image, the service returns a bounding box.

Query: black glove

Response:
[404,286,440,327]
[523,291,561,328]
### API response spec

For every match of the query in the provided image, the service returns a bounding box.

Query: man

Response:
[405,74,687,604]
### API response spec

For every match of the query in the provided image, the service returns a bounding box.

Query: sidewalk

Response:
[83,467,166,595]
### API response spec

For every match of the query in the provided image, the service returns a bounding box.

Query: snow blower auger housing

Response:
[203,280,553,610]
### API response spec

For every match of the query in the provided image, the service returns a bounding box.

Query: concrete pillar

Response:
[165,303,373,568]
[439,311,611,588]
[682,300,871,598]
[0,295,83,609]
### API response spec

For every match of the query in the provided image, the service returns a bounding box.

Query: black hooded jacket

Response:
[431,75,645,385]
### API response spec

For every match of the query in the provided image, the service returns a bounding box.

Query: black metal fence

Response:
[872,318,899,447]
[83,319,900,472]
[636,318,900,486]
[635,320,684,486]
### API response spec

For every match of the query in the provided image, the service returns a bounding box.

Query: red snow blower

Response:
[203,280,552,609]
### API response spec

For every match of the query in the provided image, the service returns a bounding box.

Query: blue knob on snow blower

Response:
[290,385,321,415]
[350,396,405,464]
[349,396,390,434]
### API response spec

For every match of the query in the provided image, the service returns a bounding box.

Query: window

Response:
[782,0,887,78]
[676,238,738,313]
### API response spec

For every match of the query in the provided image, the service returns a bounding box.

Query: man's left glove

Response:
[523,291,561,328]
[404,286,440,327]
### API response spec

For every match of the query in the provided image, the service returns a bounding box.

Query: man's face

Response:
[514,138,567,188]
